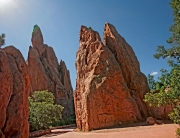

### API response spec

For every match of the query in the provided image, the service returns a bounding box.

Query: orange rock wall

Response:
[0,46,30,138]
[74,23,149,131]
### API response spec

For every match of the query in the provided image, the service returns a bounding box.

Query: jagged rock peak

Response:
[32,25,44,43]
[31,25,45,55]
[60,60,73,98]
[80,25,101,43]
[28,25,75,117]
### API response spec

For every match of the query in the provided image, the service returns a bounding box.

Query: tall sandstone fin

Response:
[28,25,74,116]
[75,24,148,131]
[0,46,30,138]
[103,22,149,119]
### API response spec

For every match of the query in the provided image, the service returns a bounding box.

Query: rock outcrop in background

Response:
[0,25,74,137]
[0,46,30,138]
[74,23,171,131]
[27,25,74,116]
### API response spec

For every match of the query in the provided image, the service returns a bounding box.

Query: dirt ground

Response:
[40,123,179,138]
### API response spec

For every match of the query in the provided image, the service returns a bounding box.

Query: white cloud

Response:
[166,56,171,59]
[150,71,158,76]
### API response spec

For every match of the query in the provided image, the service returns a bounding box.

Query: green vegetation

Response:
[28,90,64,131]
[144,0,180,136]
[0,33,5,47]
[176,128,180,138]
[51,115,76,127]
[33,24,39,34]
[147,74,156,90]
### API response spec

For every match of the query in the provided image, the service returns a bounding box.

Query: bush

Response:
[176,128,180,138]
[51,115,76,127]
[28,90,64,131]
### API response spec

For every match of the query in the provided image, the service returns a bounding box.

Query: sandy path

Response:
[40,124,179,138]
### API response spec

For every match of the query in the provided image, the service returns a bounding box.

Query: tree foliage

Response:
[0,33,5,47]
[28,90,64,131]
[144,65,180,112]
[144,0,180,135]
[147,74,156,90]
[154,0,180,63]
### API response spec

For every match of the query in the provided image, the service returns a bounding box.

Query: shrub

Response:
[28,90,64,131]
[51,115,76,127]
[176,128,180,138]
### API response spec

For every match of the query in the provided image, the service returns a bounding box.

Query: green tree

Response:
[28,90,64,131]
[0,33,5,47]
[144,0,180,136]
[154,0,180,63]
[147,74,156,90]
[144,65,180,118]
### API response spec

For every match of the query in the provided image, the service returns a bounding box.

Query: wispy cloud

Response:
[150,71,158,76]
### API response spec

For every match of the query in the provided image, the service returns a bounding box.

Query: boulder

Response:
[74,23,149,131]
[148,105,172,120]
[146,117,156,125]
[27,25,74,116]
[146,117,163,125]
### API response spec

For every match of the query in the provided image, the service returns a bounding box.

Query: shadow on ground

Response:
[39,127,76,137]
[91,120,174,132]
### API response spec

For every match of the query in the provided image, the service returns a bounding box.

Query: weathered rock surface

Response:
[104,23,173,119]
[27,25,74,116]
[146,117,163,125]
[0,46,30,138]
[146,117,156,125]
[148,106,172,120]
[74,23,149,131]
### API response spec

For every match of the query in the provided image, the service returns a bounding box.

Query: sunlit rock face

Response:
[74,23,149,131]
[27,25,74,117]
[0,46,30,138]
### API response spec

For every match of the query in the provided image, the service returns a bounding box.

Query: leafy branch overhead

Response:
[154,0,180,64]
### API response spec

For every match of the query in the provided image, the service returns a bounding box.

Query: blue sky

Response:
[0,0,173,89]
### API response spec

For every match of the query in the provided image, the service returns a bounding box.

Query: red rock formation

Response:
[0,46,30,138]
[59,60,73,99]
[104,23,149,118]
[27,25,74,116]
[0,49,13,138]
[74,23,149,131]
[148,105,172,120]
[146,117,156,125]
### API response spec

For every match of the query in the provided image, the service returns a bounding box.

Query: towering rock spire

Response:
[103,22,149,118]
[27,25,74,116]
[31,25,44,56]
[74,23,149,131]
